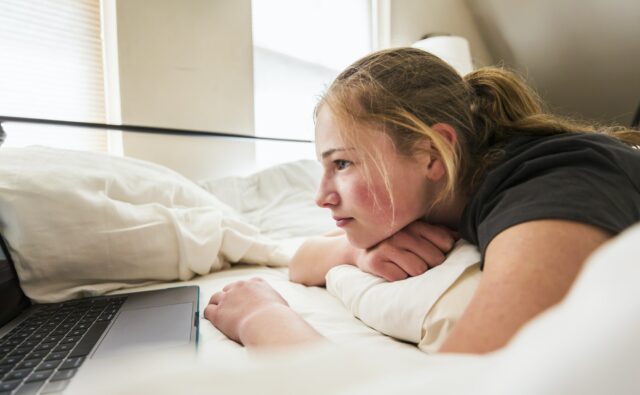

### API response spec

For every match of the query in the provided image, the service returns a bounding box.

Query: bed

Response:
[0,118,638,394]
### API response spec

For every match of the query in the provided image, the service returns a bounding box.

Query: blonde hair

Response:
[317,47,640,210]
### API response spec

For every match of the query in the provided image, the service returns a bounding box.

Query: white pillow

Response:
[418,262,480,353]
[0,147,287,303]
[326,240,481,351]
[199,160,335,239]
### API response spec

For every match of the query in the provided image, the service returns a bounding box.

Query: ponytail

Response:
[464,66,640,140]
[461,67,640,190]
[466,68,542,128]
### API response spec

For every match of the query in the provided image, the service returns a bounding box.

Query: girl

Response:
[204,48,640,353]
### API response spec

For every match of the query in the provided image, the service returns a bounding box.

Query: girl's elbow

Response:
[288,266,323,286]
[288,264,304,284]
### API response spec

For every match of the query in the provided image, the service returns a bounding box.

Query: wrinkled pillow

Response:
[199,160,335,239]
[0,147,287,303]
[326,240,481,352]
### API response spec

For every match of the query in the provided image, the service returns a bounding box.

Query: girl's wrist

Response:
[238,303,290,345]
[238,303,323,348]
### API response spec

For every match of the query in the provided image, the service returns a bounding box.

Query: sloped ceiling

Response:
[465,0,640,126]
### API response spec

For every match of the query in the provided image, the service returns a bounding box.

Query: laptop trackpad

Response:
[92,303,193,359]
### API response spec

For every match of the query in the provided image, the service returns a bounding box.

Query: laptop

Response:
[0,232,200,395]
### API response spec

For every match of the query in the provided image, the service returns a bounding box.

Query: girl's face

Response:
[315,106,437,249]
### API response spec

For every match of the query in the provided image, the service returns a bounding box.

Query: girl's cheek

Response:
[355,181,392,217]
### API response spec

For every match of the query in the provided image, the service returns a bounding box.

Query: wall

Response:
[115,0,256,181]
[111,0,498,182]
[388,0,494,67]
[466,0,640,126]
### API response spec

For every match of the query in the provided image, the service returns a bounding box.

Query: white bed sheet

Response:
[107,259,419,355]
[66,222,640,395]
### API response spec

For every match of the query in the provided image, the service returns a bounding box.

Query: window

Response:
[251,0,374,168]
[0,0,108,152]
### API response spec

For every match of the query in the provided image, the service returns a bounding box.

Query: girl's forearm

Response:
[289,234,359,286]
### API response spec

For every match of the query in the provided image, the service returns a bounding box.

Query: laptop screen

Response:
[0,234,31,327]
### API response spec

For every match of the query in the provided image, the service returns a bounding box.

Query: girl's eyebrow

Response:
[321,148,354,159]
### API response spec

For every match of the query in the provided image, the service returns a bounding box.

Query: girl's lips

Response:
[334,217,353,227]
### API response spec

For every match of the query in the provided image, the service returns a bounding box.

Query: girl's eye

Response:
[333,160,352,171]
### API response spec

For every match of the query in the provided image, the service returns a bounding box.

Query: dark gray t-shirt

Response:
[459,132,640,267]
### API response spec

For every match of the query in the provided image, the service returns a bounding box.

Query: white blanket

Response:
[0,147,289,302]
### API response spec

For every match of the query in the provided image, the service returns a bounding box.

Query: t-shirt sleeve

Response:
[475,147,640,258]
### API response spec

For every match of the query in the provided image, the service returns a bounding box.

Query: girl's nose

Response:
[315,186,340,208]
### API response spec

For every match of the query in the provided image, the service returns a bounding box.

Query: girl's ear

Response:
[431,123,458,147]
[424,123,458,182]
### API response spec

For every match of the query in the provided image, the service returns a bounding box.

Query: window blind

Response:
[0,0,107,152]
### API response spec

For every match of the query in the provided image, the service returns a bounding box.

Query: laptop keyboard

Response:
[0,296,126,395]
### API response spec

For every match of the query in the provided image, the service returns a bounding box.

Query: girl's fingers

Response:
[410,222,456,253]
[390,230,446,268]
[209,291,223,305]
[387,248,429,277]
[203,304,217,322]
[378,261,409,282]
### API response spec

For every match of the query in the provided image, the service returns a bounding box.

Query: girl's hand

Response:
[355,220,458,282]
[204,278,289,344]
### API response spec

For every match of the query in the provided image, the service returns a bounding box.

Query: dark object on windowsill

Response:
[0,123,5,147]
[419,32,452,40]
[632,102,640,129]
